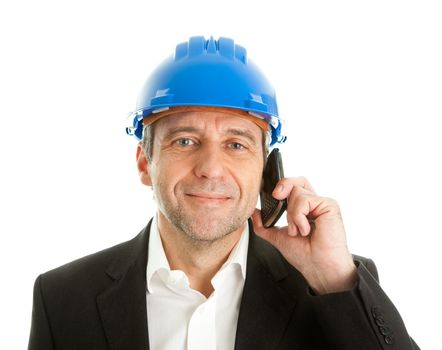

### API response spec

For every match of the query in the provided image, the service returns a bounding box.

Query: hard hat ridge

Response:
[173,36,247,63]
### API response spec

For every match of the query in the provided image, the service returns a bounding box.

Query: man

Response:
[28,36,419,349]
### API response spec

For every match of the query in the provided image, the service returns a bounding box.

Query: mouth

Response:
[185,192,231,204]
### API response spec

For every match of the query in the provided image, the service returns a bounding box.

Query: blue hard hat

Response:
[126,36,286,145]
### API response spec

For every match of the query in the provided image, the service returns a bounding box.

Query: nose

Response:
[193,144,227,180]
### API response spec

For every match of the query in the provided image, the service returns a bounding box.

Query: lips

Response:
[182,183,237,205]
[184,191,233,207]
[186,193,231,202]
[186,192,231,200]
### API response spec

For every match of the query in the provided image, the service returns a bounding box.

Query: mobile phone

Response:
[260,148,287,228]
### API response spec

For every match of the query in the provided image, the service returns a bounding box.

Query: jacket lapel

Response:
[234,222,298,350]
[97,222,152,350]
[95,220,299,350]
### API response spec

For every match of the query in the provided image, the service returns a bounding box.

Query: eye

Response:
[175,138,195,147]
[228,142,245,150]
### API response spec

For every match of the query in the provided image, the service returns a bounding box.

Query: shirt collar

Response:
[146,214,249,291]
[146,214,171,291]
[216,222,248,280]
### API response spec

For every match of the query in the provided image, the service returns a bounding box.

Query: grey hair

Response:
[141,124,155,162]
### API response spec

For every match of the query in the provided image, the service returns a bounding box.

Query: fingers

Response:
[270,177,339,237]
[272,176,316,201]
[256,176,341,240]
[252,209,293,249]
[278,180,316,237]
[288,190,319,237]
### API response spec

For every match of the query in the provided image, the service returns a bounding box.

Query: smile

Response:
[186,193,231,204]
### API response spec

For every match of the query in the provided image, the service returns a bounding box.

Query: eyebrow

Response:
[163,126,258,144]
[163,126,201,140]
[167,126,201,137]
[225,128,258,145]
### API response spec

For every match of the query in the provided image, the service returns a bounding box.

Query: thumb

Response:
[251,209,288,250]
[251,208,265,234]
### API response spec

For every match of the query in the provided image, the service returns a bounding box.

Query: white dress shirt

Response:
[146,216,249,350]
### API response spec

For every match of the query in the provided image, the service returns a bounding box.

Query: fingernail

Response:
[274,184,283,194]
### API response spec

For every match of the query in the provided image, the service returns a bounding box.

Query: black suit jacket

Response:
[28,220,419,349]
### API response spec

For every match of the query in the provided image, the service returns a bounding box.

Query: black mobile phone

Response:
[260,148,287,228]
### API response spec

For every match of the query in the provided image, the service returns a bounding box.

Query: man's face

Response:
[139,110,265,243]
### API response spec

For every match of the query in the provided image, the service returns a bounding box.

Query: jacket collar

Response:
[96,219,299,350]
[97,221,152,350]
[234,220,299,350]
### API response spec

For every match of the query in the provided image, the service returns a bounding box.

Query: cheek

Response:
[151,159,188,196]
[238,166,263,196]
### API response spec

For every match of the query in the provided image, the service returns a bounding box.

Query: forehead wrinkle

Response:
[163,126,202,138]
[156,111,261,143]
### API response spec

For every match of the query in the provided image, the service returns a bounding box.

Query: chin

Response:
[177,213,246,243]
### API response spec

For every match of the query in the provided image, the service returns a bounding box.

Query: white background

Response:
[1,0,440,348]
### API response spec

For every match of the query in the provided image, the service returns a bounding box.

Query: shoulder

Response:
[37,225,150,296]
[41,236,131,280]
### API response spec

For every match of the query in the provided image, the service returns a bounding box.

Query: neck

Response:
[157,212,245,298]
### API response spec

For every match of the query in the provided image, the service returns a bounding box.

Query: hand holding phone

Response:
[260,148,287,228]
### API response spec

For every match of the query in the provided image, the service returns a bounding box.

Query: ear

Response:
[136,143,152,186]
